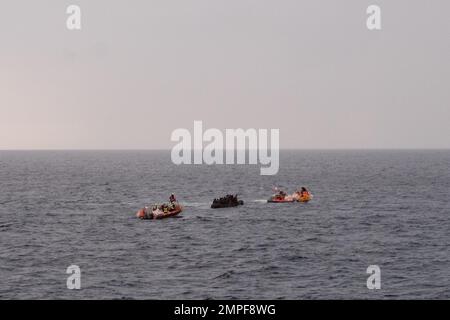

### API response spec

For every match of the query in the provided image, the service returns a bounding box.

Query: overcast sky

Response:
[1,0,449,149]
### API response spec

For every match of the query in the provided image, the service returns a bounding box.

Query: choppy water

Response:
[0,150,449,299]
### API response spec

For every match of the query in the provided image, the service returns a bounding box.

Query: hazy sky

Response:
[1,0,449,149]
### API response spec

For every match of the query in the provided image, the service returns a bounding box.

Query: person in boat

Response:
[169,194,177,203]
[142,206,149,219]
[140,207,154,219]
[145,209,154,219]
[300,187,310,197]
[275,190,287,200]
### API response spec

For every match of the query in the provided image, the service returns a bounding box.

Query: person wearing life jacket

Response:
[277,190,287,200]
[300,187,310,197]
[169,194,177,203]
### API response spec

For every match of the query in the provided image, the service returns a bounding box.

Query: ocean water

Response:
[0,150,449,299]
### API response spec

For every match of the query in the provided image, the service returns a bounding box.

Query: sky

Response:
[0,0,449,149]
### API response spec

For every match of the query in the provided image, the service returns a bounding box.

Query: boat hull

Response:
[211,200,244,209]
[136,205,183,220]
[153,206,183,219]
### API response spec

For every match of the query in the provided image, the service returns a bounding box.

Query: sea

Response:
[0,150,449,299]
